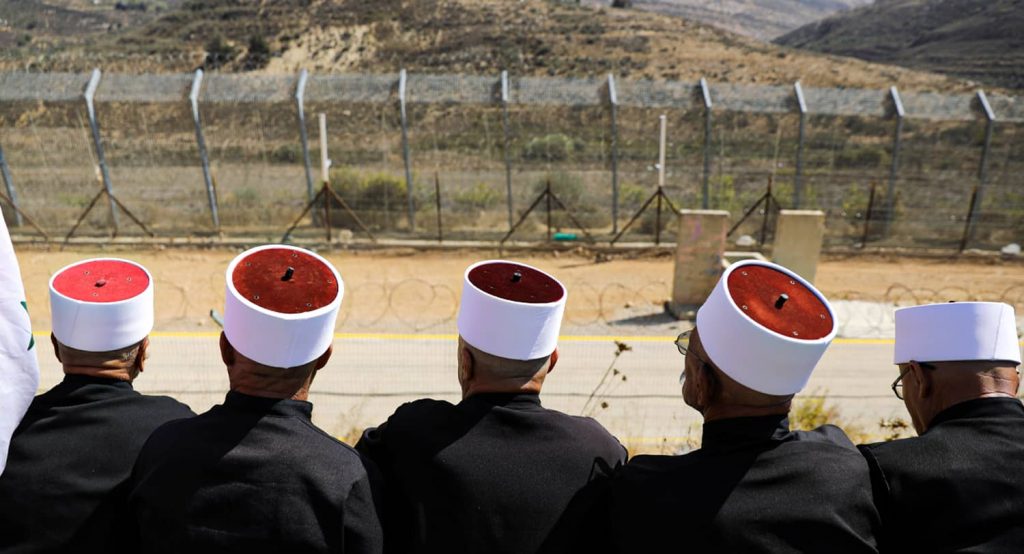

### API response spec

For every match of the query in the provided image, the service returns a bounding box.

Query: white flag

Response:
[0,208,39,476]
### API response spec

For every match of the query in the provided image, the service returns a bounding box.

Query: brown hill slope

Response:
[776,0,1024,89]
[583,0,872,41]
[0,0,972,92]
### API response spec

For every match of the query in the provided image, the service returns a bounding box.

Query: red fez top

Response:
[51,259,150,303]
[726,264,833,340]
[231,248,340,315]
[467,262,565,304]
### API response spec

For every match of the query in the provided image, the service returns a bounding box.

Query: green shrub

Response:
[327,168,409,230]
[243,34,271,71]
[453,183,501,213]
[269,144,301,164]
[522,133,584,162]
[531,172,609,229]
[204,35,237,69]
[835,146,886,169]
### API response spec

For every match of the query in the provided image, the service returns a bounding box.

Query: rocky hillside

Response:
[583,0,872,40]
[0,0,973,92]
[776,0,1024,89]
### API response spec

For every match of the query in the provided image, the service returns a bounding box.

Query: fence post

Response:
[793,80,807,209]
[884,85,905,236]
[398,69,415,231]
[83,68,119,229]
[607,73,620,234]
[0,145,22,226]
[189,69,220,230]
[501,70,514,230]
[700,77,713,209]
[968,89,996,245]
[295,69,314,203]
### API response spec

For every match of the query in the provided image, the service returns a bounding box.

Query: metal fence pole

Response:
[884,86,905,236]
[0,145,23,226]
[83,68,119,229]
[501,70,514,230]
[607,73,620,234]
[968,89,996,245]
[295,69,314,202]
[700,77,713,209]
[793,81,807,209]
[398,69,415,231]
[189,69,220,230]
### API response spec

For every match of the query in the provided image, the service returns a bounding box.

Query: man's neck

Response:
[701,402,791,423]
[463,378,543,399]
[63,366,133,382]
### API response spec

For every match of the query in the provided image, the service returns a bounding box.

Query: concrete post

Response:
[189,69,220,230]
[501,70,513,230]
[699,78,713,210]
[772,209,825,283]
[607,73,619,234]
[793,81,807,209]
[83,68,119,230]
[669,209,730,318]
[398,69,415,231]
[884,86,905,236]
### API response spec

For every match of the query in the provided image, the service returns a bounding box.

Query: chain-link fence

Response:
[1,70,1021,250]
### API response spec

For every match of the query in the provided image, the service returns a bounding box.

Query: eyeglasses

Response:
[675,329,699,386]
[891,362,936,400]
[675,329,693,358]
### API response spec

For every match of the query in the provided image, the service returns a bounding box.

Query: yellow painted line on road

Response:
[28,331,1024,346]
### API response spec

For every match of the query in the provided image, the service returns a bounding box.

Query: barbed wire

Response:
[117,278,1024,334]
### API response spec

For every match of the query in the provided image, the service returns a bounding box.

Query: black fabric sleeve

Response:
[858,444,893,553]
[343,471,385,554]
[539,458,619,554]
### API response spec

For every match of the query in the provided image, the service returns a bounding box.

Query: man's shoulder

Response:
[381,397,460,429]
[859,433,940,471]
[789,424,859,451]
[536,407,624,447]
[131,393,196,419]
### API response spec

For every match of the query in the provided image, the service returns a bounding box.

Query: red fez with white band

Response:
[696,260,837,395]
[224,245,343,369]
[457,260,566,361]
[49,258,153,352]
[894,302,1021,365]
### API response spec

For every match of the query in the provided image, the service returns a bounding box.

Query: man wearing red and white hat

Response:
[126,245,382,553]
[0,258,195,552]
[357,260,626,553]
[860,302,1024,552]
[591,260,879,553]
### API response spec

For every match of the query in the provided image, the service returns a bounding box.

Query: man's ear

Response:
[313,345,333,371]
[458,343,475,384]
[547,348,559,375]
[910,361,933,399]
[694,363,717,409]
[219,332,235,367]
[50,333,62,364]
[135,337,150,374]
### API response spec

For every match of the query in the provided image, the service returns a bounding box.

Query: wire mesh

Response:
[0,70,1020,249]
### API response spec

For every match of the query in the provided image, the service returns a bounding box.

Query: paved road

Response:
[33,332,912,451]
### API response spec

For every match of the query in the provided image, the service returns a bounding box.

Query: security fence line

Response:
[0,69,1021,246]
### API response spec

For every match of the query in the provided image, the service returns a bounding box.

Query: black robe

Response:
[356,392,627,554]
[859,397,1024,553]
[0,374,195,553]
[126,390,383,554]
[594,415,880,553]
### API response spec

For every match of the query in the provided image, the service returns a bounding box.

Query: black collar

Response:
[60,373,133,390]
[928,397,1024,430]
[700,414,791,452]
[222,390,313,419]
[461,392,543,410]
